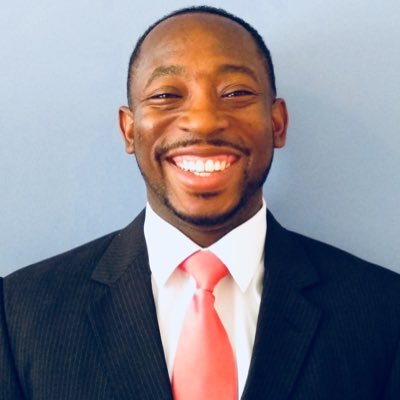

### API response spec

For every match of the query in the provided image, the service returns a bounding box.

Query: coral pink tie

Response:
[172,250,237,400]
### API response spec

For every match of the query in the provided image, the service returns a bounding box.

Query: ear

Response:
[118,106,135,154]
[271,98,288,149]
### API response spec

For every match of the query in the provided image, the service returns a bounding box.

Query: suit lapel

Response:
[87,210,173,400]
[85,209,321,399]
[242,212,322,400]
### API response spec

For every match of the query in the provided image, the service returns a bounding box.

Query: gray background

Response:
[1,0,399,276]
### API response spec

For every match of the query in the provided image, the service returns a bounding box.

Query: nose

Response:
[177,97,229,136]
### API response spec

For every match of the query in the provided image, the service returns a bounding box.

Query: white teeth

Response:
[195,160,204,173]
[176,158,232,174]
[194,171,211,177]
[205,160,214,172]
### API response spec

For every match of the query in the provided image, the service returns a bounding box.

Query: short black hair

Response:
[126,5,276,106]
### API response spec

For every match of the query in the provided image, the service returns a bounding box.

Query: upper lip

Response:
[164,145,244,160]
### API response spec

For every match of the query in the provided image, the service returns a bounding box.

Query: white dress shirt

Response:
[144,201,267,397]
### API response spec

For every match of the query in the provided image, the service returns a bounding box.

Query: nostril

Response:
[178,109,229,135]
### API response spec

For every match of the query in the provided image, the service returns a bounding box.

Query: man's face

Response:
[120,13,288,238]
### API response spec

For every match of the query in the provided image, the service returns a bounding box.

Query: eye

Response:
[149,92,181,100]
[222,89,255,98]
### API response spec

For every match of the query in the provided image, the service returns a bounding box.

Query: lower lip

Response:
[167,161,239,192]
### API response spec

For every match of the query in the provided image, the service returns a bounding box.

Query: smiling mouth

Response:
[170,155,237,177]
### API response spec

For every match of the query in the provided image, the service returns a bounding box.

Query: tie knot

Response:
[180,250,228,291]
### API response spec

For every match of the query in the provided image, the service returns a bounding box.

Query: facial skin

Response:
[119,13,288,247]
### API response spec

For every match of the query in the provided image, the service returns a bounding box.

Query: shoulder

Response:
[267,210,400,315]
[294,231,399,281]
[267,212,400,294]
[2,230,118,312]
[3,232,124,320]
[290,230,400,306]
[2,209,147,314]
[1,230,125,351]
[6,230,117,282]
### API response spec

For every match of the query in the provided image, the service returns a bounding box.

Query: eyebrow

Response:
[144,63,259,89]
[145,65,185,88]
[217,64,258,82]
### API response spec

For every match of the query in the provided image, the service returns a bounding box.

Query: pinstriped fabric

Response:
[242,219,321,400]
[1,212,172,399]
[2,233,116,399]
[2,211,400,399]
[87,258,172,400]
[241,214,400,400]
[87,209,172,398]
[0,279,25,399]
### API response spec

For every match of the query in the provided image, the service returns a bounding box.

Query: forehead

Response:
[133,13,265,81]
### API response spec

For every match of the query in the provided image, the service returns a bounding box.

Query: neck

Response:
[149,197,264,248]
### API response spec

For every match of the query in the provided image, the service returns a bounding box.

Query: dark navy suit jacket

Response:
[1,211,400,399]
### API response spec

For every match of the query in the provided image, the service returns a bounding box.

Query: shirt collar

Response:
[144,201,267,293]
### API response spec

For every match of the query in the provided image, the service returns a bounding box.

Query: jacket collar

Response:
[242,211,321,399]
[88,210,173,400]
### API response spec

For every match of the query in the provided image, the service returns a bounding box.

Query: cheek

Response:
[139,117,158,132]
[133,110,158,145]
[134,109,177,147]
[246,122,274,172]
[243,116,273,147]
[133,111,179,173]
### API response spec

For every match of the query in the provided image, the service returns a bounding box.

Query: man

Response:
[1,6,400,400]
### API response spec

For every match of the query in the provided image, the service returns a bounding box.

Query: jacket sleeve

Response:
[0,278,25,400]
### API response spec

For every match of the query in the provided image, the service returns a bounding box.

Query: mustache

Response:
[155,139,250,159]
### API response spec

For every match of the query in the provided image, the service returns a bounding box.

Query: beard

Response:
[137,152,274,228]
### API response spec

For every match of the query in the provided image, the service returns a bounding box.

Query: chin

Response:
[165,196,248,228]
